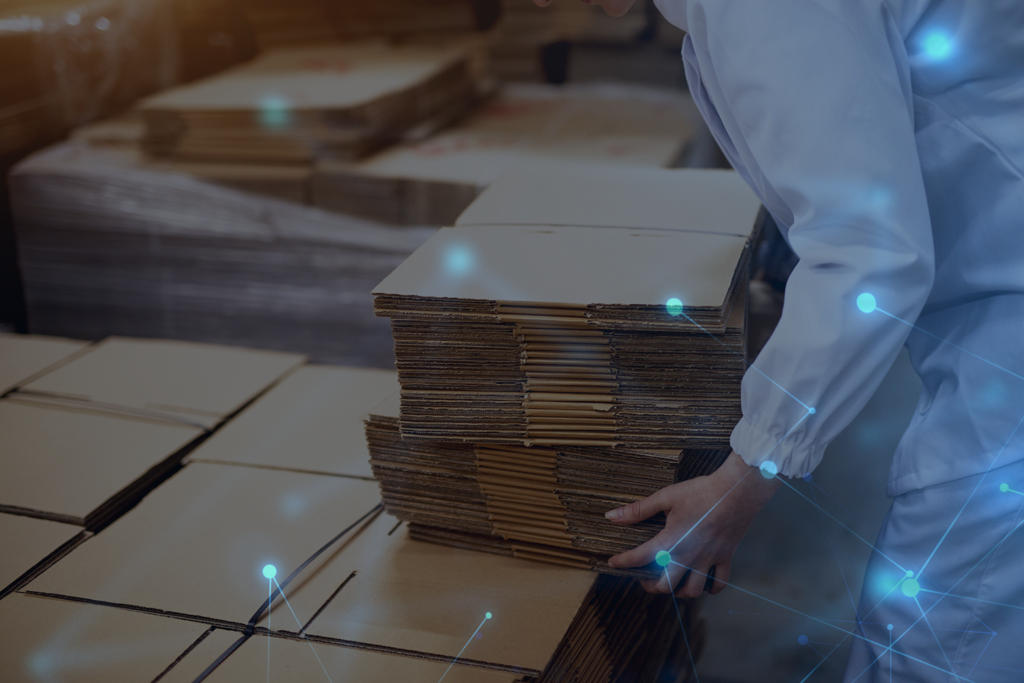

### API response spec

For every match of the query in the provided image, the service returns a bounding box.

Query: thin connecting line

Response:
[919,588,1024,612]
[874,307,1024,383]
[775,477,908,573]
[267,578,272,683]
[272,577,334,683]
[680,310,814,412]
[666,560,974,683]
[436,614,490,683]
[917,410,1024,576]
[799,635,852,683]
[1004,487,1024,496]
[669,574,700,683]
[914,595,966,682]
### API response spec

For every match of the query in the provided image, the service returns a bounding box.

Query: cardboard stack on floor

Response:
[10,142,434,367]
[139,41,478,164]
[312,82,696,225]
[2,333,703,681]
[368,164,763,572]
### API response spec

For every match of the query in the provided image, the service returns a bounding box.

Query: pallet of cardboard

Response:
[139,42,477,164]
[373,164,764,449]
[27,461,701,682]
[312,82,696,225]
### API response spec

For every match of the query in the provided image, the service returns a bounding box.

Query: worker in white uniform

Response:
[534,0,1024,680]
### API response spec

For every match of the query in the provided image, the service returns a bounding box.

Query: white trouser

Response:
[844,457,1024,682]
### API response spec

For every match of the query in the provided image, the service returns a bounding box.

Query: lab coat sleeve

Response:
[683,0,936,477]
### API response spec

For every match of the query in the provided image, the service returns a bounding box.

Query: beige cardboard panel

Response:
[306,514,595,671]
[30,463,382,625]
[369,388,401,420]
[0,514,80,592]
[189,365,397,478]
[139,42,465,111]
[456,163,761,237]
[0,400,202,521]
[204,633,520,683]
[19,337,304,427]
[0,333,89,394]
[159,629,243,683]
[373,224,745,309]
[0,593,210,683]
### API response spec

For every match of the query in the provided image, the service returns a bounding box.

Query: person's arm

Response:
[608,0,935,594]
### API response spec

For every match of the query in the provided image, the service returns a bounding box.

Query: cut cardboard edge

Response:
[1,530,91,600]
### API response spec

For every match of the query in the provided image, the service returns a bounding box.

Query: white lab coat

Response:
[654,0,1024,496]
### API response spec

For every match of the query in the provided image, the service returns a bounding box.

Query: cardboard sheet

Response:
[16,337,304,429]
[159,629,244,683]
[29,462,382,625]
[0,333,89,395]
[188,365,397,479]
[200,631,521,683]
[0,513,82,596]
[0,399,203,526]
[0,593,211,683]
[304,514,595,672]
[373,224,746,310]
[456,163,761,237]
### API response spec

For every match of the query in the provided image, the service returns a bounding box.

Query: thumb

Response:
[605,488,670,525]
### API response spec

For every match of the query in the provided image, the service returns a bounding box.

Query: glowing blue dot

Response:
[666,298,683,317]
[802,473,812,482]
[887,624,894,631]
[798,634,808,645]
[857,293,877,313]
[922,32,953,60]
[485,612,492,619]
[902,578,921,598]
[906,570,915,578]
[1000,483,1010,493]
[445,245,474,276]
[259,96,290,129]
[262,564,277,579]
[808,407,816,415]
[759,461,778,479]
[655,550,671,567]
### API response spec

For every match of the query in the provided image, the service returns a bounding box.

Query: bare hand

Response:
[605,451,781,597]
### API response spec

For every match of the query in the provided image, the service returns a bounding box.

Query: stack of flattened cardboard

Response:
[26,459,700,681]
[0,335,303,531]
[367,389,730,574]
[312,82,696,225]
[138,42,477,164]
[10,141,434,366]
[373,164,763,449]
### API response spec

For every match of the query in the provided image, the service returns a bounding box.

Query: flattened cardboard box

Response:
[0,398,203,528]
[187,365,397,479]
[14,337,304,430]
[0,333,89,395]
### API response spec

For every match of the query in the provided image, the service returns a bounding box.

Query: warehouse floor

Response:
[698,349,922,682]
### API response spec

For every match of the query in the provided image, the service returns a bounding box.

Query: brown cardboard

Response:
[0,399,203,526]
[373,224,746,310]
[188,365,397,479]
[304,513,596,672]
[455,163,761,237]
[0,593,211,682]
[0,333,89,394]
[199,631,520,683]
[16,337,304,429]
[29,462,381,626]
[158,629,244,683]
[0,513,82,596]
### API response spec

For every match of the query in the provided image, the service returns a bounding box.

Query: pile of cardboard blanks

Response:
[0,335,303,532]
[10,141,434,366]
[138,41,478,164]
[25,461,701,682]
[369,164,763,568]
[312,82,697,225]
